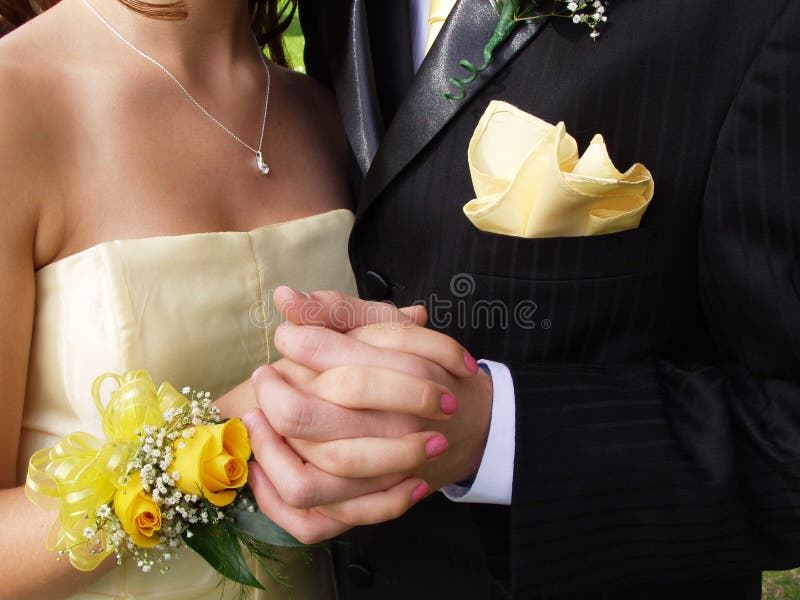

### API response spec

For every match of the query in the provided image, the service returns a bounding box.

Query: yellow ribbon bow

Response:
[25,370,189,570]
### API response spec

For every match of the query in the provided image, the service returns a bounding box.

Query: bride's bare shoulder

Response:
[0,0,71,67]
[0,5,74,257]
[0,3,72,140]
[273,64,350,164]
[0,38,53,185]
[0,50,47,183]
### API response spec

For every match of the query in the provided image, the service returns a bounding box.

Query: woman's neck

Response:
[81,0,257,77]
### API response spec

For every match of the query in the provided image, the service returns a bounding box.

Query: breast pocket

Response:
[464,226,659,282]
[456,227,661,363]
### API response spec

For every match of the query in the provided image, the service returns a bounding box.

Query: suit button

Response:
[364,270,392,301]
[346,562,375,588]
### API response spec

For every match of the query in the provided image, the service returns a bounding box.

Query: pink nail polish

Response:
[425,435,448,458]
[411,482,430,505]
[463,351,480,374]
[440,393,459,415]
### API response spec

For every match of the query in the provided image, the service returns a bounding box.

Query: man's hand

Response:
[243,288,493,542]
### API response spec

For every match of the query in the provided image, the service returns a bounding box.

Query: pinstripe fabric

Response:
[299,0,800,597]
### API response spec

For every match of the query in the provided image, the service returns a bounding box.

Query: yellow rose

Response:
[114,472,161,548]
[169,420,251,507]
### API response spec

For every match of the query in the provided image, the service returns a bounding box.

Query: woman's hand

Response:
[242,289,493,543]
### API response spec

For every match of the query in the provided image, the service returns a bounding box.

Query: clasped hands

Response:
[222,286,493,544]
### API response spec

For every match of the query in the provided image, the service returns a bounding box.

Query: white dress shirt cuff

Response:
[441,360,515,505]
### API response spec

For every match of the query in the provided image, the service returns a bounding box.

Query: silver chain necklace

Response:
[80,0,271,175]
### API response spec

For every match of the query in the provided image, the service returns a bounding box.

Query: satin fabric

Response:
[17,208,356,600]
[464,101,654,238]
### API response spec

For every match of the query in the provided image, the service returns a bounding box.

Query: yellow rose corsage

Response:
[25,369,303,592]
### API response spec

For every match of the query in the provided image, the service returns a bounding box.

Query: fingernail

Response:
[425,435,448,458]
[440,393,459,415]
[277,285,310,300]
[463,351,480,374]
[251,364,269,383]
[411,482,430,505]
[241,409,259,431]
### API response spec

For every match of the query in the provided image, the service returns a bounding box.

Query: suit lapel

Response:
[323,0,383,174]
[357,0,548,219]
[318,0,413,176]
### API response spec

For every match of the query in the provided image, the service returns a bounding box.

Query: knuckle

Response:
[444,336,466,364]
[417,382,441,416]
[280,477,317,509]
[271,398,309,438]
[292,524,324,545]
[272,324,292,353]
[296,331,326,364]
[363,302,402,328]
[252,494,269,516]
[322,444,356,477]
[335,506,360,526]
[318,290,347,307]
[381,498,408,522]
[397,354,429,380]
[278,327,325,363]
[251,374,277,404]
[325,365,367,400]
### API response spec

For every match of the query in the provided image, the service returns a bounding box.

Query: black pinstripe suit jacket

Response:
[298,0,800,597]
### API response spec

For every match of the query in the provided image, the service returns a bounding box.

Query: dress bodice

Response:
[18,208,356,599]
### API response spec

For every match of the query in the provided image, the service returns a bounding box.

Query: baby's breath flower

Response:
[53,380,257,581]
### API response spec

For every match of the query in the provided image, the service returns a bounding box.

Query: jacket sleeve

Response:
[507,2,800,595]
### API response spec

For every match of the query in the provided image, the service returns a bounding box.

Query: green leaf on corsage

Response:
[183,519,265,590]
[230,508,305,548]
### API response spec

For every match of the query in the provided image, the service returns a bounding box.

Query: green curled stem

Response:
[441,0,608,102]
[443,0,521,102]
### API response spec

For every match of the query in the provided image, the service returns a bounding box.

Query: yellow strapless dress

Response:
[16,209,357,599]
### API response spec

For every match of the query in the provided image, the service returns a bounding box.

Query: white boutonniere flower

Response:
[445,0,609,101]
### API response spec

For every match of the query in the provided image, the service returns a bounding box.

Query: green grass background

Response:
[284,15,305,72]
[281,12,798,600]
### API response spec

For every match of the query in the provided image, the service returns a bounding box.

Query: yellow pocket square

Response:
[464,100,654,238]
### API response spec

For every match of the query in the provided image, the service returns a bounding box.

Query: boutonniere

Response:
[444,0,608,101]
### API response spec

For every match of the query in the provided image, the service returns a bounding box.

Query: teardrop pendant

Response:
[256,151,270,176]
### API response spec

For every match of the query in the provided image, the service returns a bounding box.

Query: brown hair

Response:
[0,0,297,67]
